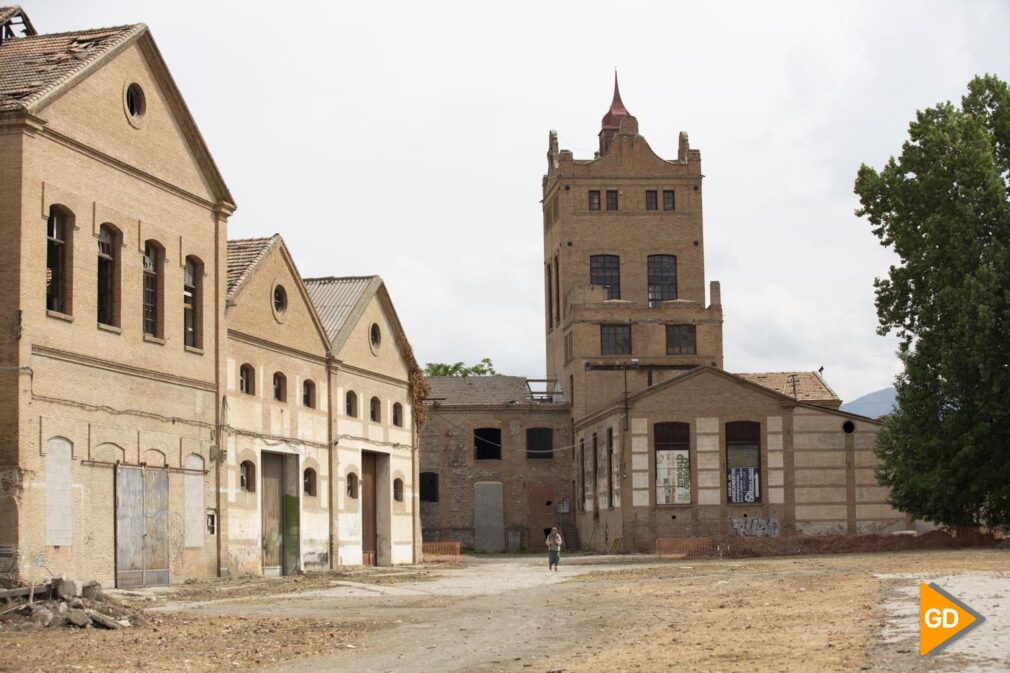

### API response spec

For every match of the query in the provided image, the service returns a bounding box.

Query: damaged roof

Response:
[0,11,144,112]
[426,376,534,406]
[734,371,839,405]
[302,276,378,344]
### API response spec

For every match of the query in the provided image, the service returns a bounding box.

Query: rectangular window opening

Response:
[663,190,675,211]
[726,421,761,504]
[526,427,554,459]
[600,324,631,355]
[666,324,697,355]
[656,422,691,505]
[646,190,658,211]
[606,190,618,211]
[474,427,502,460]
[590,254,621,300]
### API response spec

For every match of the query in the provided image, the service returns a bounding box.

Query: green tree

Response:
[424,358,499,377]
[854,74,1010,530]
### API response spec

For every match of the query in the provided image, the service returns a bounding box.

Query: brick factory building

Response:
[0,7,423,586]
[419,76,910,552]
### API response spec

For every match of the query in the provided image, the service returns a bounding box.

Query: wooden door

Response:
[115,466,169,588]
[361,452,377,566]
[261,453,284,576]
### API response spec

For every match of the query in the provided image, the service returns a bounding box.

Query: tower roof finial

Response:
[601,71,630,131]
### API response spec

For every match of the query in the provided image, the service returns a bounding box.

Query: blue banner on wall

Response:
[727,467,760,503]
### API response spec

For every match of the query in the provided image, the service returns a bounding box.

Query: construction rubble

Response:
[0,578,139,631]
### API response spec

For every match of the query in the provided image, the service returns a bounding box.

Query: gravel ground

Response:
[1,550,1007,673]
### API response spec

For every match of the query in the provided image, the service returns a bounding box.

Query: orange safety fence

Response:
[422,541,461,561]
[655,537,716,558]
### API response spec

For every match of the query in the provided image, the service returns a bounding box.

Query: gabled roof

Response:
[302,276,379,346]
[0,8,234,207]
[227,236,278,300]
[426,376,533,406]
[735,371,839,405]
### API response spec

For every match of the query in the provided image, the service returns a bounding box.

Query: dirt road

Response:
[2,550,1007,672]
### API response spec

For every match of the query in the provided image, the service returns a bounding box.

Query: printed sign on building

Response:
[656,449,690,505]
[727,467,760,503]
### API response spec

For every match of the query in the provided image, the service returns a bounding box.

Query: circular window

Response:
[842,421,855,434]
[370,323,381,348]
[124,83,146,126]
[273,285,287,314]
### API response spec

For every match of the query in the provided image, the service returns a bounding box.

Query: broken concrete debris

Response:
[0,578,133,631]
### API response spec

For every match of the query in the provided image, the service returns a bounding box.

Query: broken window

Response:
[392,402,403,427]
[346,472,359,499]
[346,390,358,417]
[606,190,619,210]
[420,472,439,502]
[303,380,316,408]
[606,427,615,508]
[588,190,601,211]
[590,255,621,299]
[370,396,381,422]
[592,433,599,517]
[474,427,501,460]
[646,190,658,211]
[393,478,404,502]
[303,467,317,497]
[526,427,553,459]
[579,438,586,511]
[666,324,697,355]
[142,241,163,337]
[239,460,256,493]
[663,190,676,211]
[97,225,120,326]
[726,421,761,504]
[239,364,255,395]
[648,255,677,307]
[273,285,287,314]
[655,422,690,505]
[184,257,201,348]
[272,372,287,402]
[600,324,631,355]
[46,206,71,314]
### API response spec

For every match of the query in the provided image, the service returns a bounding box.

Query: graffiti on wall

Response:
[730,516,781,537]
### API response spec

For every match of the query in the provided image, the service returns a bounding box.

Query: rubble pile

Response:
[0,578,139,631]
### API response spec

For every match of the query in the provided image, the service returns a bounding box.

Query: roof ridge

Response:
[4,23,143,40]
[303,275,379,283]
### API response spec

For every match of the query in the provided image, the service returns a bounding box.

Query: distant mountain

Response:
[841,387,897,419]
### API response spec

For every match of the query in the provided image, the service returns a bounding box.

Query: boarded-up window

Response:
[474,428,501,460]
[45,437,73,546]
[526,427,553,459]
[726,421,761,504]
[655,422,690,505]
[184,454,204,548]
[420,472,439,502]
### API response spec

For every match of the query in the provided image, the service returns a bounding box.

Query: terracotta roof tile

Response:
[226,236,277,299]
[734,371,839,403]
[426,376,533,406]
[0,19,144,112]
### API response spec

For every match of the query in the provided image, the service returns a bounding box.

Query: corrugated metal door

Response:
[115,465,169,588]
[361,452,377,566]
[262,454,284,576]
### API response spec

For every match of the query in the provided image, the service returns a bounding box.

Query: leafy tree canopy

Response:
[854,74,1010,530]
[424,358,499,377]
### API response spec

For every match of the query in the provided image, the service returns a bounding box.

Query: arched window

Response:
[647,254,677,307]
[370,396,381,422]
[726,421,761,504]
[590,254,621,300]
[272,372,287,402]
[184,256,202,348]
[419,472,439,502]
[239,364,255,395]
[345,390,358,417]
[393,478,404,502]
[346,472,359,499]
[46,206,73,314]
[303,380,316,408]
[97,224,121,326]
[143,241,164,337]
[240,460,256,492]
[303,467,317,497]
[370,323,381,348]
[392,402,404,427]
[655,422,690,505]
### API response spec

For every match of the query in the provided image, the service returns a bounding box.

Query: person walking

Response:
[546,526,563,571]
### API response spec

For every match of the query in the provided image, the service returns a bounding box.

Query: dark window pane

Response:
[666,324,697,355]
[663,190,675,210]
[526,427,553,459]
[589,255,620,300]
[646,190,657,210]
[648,255,677,307]
[588,190,601,211]
[606,190,618,210]
[474,428,502,460]
[420,472,439,502]
[600,324,631,355]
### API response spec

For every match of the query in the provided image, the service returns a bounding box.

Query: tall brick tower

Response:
[542,75,724,422]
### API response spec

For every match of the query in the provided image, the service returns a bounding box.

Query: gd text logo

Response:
[919,582,985,656]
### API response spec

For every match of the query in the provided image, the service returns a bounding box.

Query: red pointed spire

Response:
[599,71,631,154]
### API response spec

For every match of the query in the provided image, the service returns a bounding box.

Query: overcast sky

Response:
[38,1,1010,402]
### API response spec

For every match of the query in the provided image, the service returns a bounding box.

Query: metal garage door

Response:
[115,466,169,588]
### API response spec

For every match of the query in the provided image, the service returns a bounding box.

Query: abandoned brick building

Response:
[419,76,908,552]
[0,7,423,586]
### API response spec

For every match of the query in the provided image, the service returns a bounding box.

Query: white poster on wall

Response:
[656,449,690,505]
